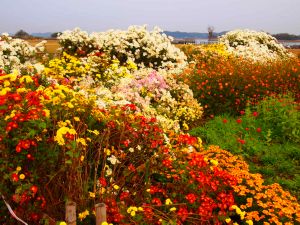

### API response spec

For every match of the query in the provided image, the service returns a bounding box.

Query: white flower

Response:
[107,155,120,165]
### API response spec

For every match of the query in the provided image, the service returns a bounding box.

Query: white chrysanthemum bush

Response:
[0,33,46,73]
[219,29,294,62]
[58,26,187,70]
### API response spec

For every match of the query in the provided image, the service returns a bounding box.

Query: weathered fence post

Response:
[95,203,107,224]
[65,201,76,225]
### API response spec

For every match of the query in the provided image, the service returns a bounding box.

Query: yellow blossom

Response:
[16,166,22,172]
[59,222,67,225]
[43,109,50,118]
[20,76,33,84]
[4,80,10,87]
[74,117,80,121]
[67,102,74,108]
[246,220,253,225]
[101,222,113,225]
[170,207,176,212]
[80,155,85,162]
[113,185,120,190]
[77,138,87,146]
[89,192,95,198]
[19,174,25,180]
[78,210,89,221]
[225,218,231,223]
[165,198,172,205]
[210,159,218,166]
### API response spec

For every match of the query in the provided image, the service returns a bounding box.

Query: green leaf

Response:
[65,160,72,164]
[66,151,73,158]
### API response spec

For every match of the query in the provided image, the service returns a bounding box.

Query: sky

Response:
[1,0,300,35]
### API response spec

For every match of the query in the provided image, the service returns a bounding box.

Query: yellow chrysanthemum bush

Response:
[44,51,136,88]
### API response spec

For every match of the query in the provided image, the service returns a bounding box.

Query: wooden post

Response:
[65,201,76,225]
[95,203,106,224]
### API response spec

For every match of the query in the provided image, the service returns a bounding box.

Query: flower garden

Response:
[0,26,299,225]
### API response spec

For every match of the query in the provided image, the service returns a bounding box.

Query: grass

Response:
[189,95,300,198]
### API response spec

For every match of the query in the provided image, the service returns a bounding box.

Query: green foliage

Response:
[189,95,300,197]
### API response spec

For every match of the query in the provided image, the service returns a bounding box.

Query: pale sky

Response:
[1,0,300,34]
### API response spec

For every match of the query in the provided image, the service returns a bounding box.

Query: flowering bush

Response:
[57,28,96,56]
[179,45,300,117]
[111,69,203,130]
[219,29,294,62]
[0,33,46,73]
[0,69,166,223]
[58,26,187,71]
[202,146,300,225]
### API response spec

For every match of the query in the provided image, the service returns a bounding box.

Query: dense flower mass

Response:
[0,33,46,73]
[0,26,299,225]
[58,26,187,71]
[219,29,294,62]
[179,44,300,116]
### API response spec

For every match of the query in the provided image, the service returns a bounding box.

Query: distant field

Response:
[28,39,60,54]
[289,48,300,56]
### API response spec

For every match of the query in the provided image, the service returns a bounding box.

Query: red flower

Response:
[222,119,228,124]
[151,198,162,206]
[98,177,107,187]
[30,185,38,194]
[240,110,245,115]
[177,207,189,222]
[11,173,19,182]
[253,111,259,117]
[186,193,197,204]
[238,139,246,144]
[128,164,136,172]
[236,118,242,124]
[256,127,262,133]
[120,192,130,201]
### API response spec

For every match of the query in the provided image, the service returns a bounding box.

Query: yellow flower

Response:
[225,218,231,223]
[20,76,33,84]
[78,210,89,221]
[74,117,80,121]
[169,207,176,212]
[80,155,85,162]
[210,159,218,166]
[130,211,136,217]
[16,166,22,172]
[4,80,10,87]
[19,174,25,180]
[113,185,120,190]
[67,102,74,108]
[165,198,172,205]
[77,138,87,146]
[59,222,67,225]
[246,220,253,225]
[101,222,113,225]
[43,109,50,118]
[89,192,96,198]
[104,148,111,156]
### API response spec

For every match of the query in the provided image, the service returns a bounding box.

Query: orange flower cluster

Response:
[178,45,300,117]
[201,145,300,224]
